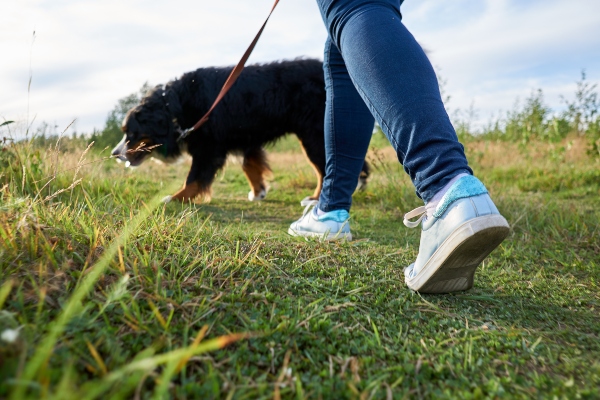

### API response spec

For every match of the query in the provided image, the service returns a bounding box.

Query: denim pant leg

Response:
[319,38,375,212]
[316,0,472,203]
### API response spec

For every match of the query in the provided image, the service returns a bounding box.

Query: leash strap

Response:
[180,0,281,140]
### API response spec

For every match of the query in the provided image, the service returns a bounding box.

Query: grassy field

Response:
[1,132,599,399]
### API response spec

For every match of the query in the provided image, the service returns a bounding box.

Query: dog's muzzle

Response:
[111,136,129,163]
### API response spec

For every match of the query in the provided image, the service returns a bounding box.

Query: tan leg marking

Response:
[298,142,324,201]
[306,159,323,200]
[242,153,272,197]
[170,182,211,203]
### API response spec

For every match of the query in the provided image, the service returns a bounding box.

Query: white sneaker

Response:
[403,176,509,293]
[288,200,352,241]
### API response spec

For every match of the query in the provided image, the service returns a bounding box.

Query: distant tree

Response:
[505,89,551,143]
[562,70,599,135]
[90,82,152,152]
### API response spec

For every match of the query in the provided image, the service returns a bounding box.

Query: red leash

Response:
[179,0,281,140]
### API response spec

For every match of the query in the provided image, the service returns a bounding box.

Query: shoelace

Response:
[403,206,427,228]
[300,198,319,217]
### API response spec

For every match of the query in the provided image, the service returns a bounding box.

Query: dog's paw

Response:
[356,177,368,191]
[248,189,267,201]
[162,195,173,203]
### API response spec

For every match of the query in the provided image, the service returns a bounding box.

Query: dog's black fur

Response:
[112,59,371,202]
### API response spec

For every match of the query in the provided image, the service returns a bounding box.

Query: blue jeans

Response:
[317,0,472,212]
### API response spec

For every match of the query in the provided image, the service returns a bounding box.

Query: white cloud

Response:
[1,0,599,136]
[1,0,326,135]
[404,0,600,128]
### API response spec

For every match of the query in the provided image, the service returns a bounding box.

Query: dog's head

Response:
[111,86,184,167]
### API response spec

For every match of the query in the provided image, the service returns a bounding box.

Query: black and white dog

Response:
[112,59,370,202]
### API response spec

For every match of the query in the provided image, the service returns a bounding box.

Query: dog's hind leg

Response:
[297,135,370,203]
[243,148,272,201]
[296,137,325,201]
[357,160,370,191]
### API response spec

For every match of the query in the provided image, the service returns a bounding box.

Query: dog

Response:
[111,59,371,203]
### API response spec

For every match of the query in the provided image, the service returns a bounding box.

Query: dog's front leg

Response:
[164,155,224,203]
[166,181,205,203]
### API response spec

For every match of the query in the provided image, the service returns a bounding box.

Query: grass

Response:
[1,132,599,399]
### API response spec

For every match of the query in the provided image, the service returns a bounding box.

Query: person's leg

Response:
[319,37,375,212]
[294,0,509,293]
[317,0,471,202]
[288,37,373,240]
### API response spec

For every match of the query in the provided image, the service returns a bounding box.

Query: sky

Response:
[2,0,600,137]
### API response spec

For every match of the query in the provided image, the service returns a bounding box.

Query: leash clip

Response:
[177,127,194,142]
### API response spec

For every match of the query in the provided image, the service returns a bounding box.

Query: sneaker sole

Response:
[287,228,352,241]
[406,214,509,294]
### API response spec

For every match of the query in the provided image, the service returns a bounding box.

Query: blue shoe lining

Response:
[318,209,350,223]
[433,176,488,218]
